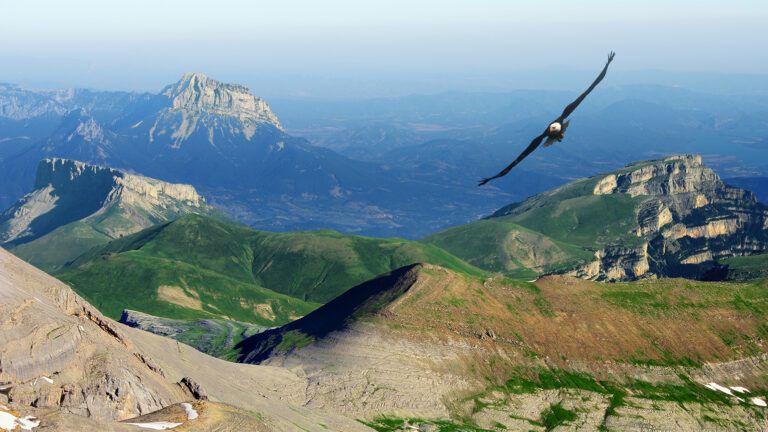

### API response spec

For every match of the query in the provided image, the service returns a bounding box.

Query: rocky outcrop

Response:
[573,243,652,280]
[580,154,768,280]
[163,73,281,128]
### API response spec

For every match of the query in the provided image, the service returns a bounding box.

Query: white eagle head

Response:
[548,122,562,134]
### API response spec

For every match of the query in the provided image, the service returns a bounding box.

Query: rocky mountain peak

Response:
[161,73,281,129]
[67,117,108,143]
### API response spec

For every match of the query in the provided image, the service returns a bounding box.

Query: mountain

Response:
[0,247,371,431]
[0,75,517,238]
[55,213,480,324]
[236,263,768,430]
[0,158,218,271]
[427,154,768,281]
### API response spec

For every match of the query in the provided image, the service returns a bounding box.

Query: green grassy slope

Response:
[11,221,112,272]
[58,250,319,324]
[58,214,483,324]
[426,176,644,278]
[9,197,224,272]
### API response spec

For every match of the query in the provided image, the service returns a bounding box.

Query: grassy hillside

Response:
[10,201,225,272]
[241,263,768,367]
[57,214,483,324]
[11,221,112,272]
[426,176,641,278]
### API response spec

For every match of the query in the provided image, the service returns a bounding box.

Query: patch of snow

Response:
[180,403,198,420]
[731,386,749,393]
[125,422,182,430]
[752,397,767,407]
[705,382,734,396]
[17,416,40,430]
[0,411,39,431]
[0,412,13,430]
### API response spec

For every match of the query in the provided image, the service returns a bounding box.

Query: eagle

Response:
[479,51,616,186]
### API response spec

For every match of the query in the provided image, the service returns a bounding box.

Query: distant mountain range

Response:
[0,75,516,238]
[5,77,768,238]
[274,85,768,194]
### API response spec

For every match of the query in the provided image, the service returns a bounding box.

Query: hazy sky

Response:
[2,0,767,97]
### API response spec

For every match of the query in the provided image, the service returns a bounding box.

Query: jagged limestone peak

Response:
[67,117,109,144]
[161,72,281,129]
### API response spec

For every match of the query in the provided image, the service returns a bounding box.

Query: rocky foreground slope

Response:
[0,158,216,271]
[238,263,768,430]
[429,154,768,281]
[0,247,369,431]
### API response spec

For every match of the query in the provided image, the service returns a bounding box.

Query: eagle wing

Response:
[558,51,615,121]
[478,131,548,186]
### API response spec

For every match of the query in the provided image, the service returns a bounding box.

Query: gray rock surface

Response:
[0,247,372,431]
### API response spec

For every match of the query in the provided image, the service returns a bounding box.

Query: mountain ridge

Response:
[1,158,216,271]
[233,262,768,429]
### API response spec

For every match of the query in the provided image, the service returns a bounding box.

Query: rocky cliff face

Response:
[575,154,768,280]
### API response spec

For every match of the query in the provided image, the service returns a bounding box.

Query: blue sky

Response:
[2,0,767,96]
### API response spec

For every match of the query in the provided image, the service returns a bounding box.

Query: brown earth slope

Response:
[239,263,768,430]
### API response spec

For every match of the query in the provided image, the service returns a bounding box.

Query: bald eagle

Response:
[479,51,616,186]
